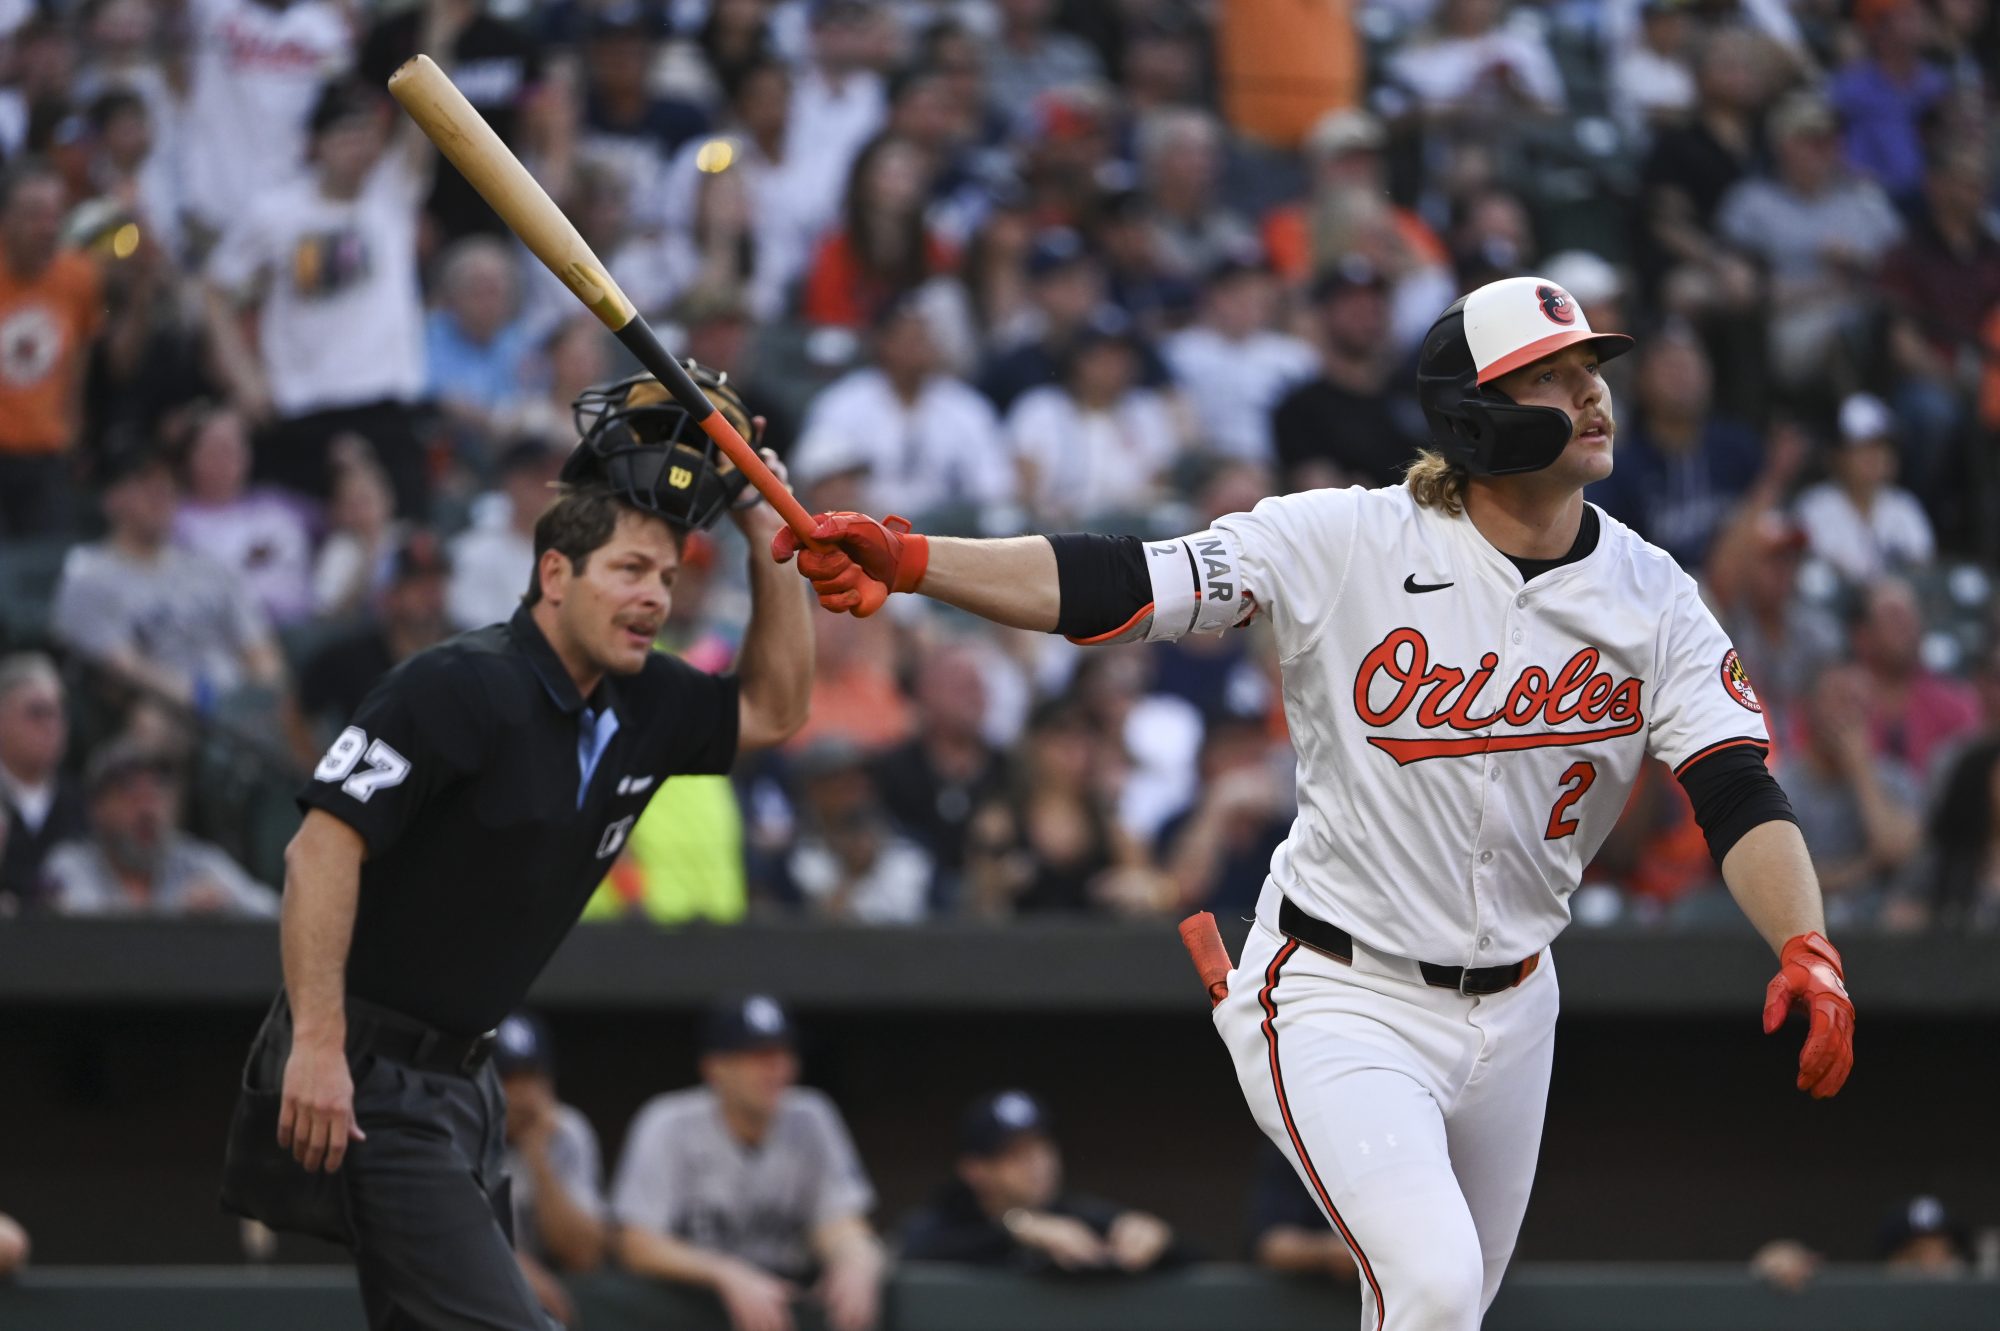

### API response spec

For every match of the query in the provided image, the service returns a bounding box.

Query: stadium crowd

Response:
[1,0,1999,938]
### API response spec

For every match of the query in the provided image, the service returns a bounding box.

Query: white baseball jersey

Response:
[1145,483,1767,966]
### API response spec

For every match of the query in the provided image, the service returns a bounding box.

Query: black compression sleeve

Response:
[1676,743,1798,866]
[1046,533,1153,639]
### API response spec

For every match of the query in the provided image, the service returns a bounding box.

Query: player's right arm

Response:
[770,493,1351,652]
[277,810,367,1174]
[281,653,488,1171]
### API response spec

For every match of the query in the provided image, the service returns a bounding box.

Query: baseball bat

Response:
[1180,912,1233,1008]
[386,55,815,542]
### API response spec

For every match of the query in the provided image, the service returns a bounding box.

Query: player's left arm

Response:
[809,1214,886,1331]
[731,486,815,751]
[1655,584,1852,1099]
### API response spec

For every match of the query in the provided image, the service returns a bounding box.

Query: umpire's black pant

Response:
[223,993,557,1330]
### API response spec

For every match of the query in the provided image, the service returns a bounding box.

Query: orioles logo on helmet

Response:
[1536,284,1576,326]
[559,361,759,532]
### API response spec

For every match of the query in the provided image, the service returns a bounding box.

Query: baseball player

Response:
[773,275,1856,1330]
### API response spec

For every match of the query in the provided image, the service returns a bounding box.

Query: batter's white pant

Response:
[1214,885,1559,1331]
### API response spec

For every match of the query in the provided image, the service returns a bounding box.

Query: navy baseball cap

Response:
[1878,1195,1968,1259]
[958,1089,1052,1158]
[493,1012,553,1077]
[1027,227,1091,279]
[701,994,795,1054]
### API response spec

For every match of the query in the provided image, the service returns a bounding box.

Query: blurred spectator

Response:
[1588,757,1719,922]
[577,2,709,236]
[1261,108,1454,353]
[1705,503,1842,726]
[694,0,779,106]
[203,78,434,517]
[1609,0,1698,142]
[177,0,354,257]
[1752,1194,1974,1292]
[1448,187,1538,292]
[1848,575,1981,778]
[1161,249,1315,466]
[1246,1137,1355,1283]
[80,85,176,264]
[0,654,85,917]
[447,435,565,631]
[312,448,406,620]
[785,0,891,246]
[494,1013,608,1328]
[964,697,1165,918]
[52,445,286,712]
[980,226,1108,409]
[882,62,987,248]
[170,404,317,629]
[1716,90,1903,392]
[612,995,885,1331]
[659,59,820,326]
[1093,183,1185,337]
[1271,258,1427,491]
[900,1089,1188,1274]
[1886,737,2000,932]
[1827,0,1950,205]
[0,1207,26,1277]
[1006,308,1181,522]
[985,0,1105,115]
[1779,662,1924,926]
[802,134,962,332]
[498,314,617,447]
[1386,0,1566,122]
[1214,0,1360,147]
[1138,107,1257,286]
[1877,143,2000,504]
[424,236,537,452]
[0,157,102,536]
[790,297,1015,519]
[784,608,912,753]
[1794,394,1935,583]
[358,0,549,246]
[1586,323,1763,571]
[1635,25,1767,315]
[298,530,452,747]
[43,738,279,917]
[1157,710,1291,918]
[868,640,1006,905]
[1015,83,1120,237]
[781,737,935,923]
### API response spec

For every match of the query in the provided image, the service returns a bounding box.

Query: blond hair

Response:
[1404,449,1469,516]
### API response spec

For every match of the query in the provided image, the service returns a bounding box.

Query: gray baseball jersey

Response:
[609,1087,874,1279]
[505,1103,606,1264]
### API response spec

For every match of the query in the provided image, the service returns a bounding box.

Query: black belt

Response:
[1278,898,1539,997]
[343,997,497,1078]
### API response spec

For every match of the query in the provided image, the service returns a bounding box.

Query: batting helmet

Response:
[561,362,758,532]
[1416,275,1633,476]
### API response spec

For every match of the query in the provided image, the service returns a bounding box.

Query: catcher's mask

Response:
[561,362,758,532]
[1416,276,1633,476]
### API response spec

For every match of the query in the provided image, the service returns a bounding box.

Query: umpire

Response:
[222,365,813,1330]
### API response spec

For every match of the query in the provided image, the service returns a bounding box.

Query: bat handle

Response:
[614,323,821,544]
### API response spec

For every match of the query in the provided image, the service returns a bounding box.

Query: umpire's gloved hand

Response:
[771,511,929,618]
[1762,931,1854,1098]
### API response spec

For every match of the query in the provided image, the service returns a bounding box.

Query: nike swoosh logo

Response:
[1403,576,1454,593]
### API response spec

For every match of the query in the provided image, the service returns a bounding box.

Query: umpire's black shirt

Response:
[298,605,738,1035]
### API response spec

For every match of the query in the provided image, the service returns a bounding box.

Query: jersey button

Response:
[1489,767,1501,782]
[1479,850,1494,864]
[1478,935,1492,949]
[1512,629,1523,644]
[1516,594,1528,608]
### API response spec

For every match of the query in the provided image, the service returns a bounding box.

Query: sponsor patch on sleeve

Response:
[1720,648,1761,713]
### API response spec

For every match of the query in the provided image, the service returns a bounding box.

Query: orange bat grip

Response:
[1179,912,1234,1008]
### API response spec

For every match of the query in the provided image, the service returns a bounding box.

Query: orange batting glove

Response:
[771,511,929,618]
[1761,931,1854,1099]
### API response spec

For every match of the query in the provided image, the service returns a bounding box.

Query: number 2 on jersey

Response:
[1544,761,1597,840]
[314,726,412,803]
